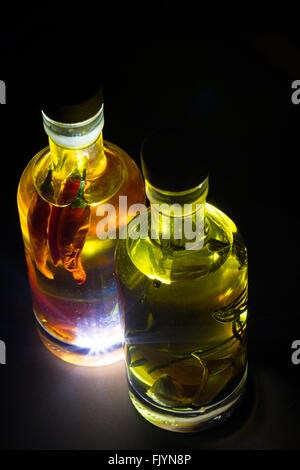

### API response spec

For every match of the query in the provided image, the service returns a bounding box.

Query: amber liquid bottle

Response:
[115,128,248,431]
[17,84,145,366]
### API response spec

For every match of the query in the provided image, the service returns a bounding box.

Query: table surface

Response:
[0,273,299,450]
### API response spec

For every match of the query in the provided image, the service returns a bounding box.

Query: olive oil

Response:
[115,129,248,431]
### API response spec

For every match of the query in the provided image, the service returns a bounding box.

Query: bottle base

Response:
[128,364,248,433]
[35,318,124,367]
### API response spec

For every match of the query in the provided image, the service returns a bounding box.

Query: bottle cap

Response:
[140,127,210,192]
[41,76,104,124]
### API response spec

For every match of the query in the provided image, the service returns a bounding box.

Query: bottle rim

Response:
[42,104,104,149]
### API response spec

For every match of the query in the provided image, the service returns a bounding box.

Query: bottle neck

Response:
[40,107,107,204]
[48,132,107,182]
[146,178,208,250]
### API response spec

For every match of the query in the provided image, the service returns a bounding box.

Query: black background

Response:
[0,4,300,452]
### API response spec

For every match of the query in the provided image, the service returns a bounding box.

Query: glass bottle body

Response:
[115,191,248,431]
[18,134,145,366]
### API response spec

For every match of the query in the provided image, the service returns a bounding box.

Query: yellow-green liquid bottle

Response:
[115,128,248,431]
[17,83,145,366]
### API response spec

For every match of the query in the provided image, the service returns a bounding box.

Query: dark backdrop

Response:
[0,4,299,452]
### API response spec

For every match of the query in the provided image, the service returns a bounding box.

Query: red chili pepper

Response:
[27,169,53,279]
[56,171,91,285]
[48,174,82,266]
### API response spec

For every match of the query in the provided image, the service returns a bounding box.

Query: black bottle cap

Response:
[40,76,103,124]
[140,127,210,192]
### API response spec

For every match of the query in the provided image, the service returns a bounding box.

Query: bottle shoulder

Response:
[18,139,144,207]
[115,203,247,285]
[17,139,145,244]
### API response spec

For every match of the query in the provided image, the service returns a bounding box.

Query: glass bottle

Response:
[17,84,145,366]
[115,128,248,431]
